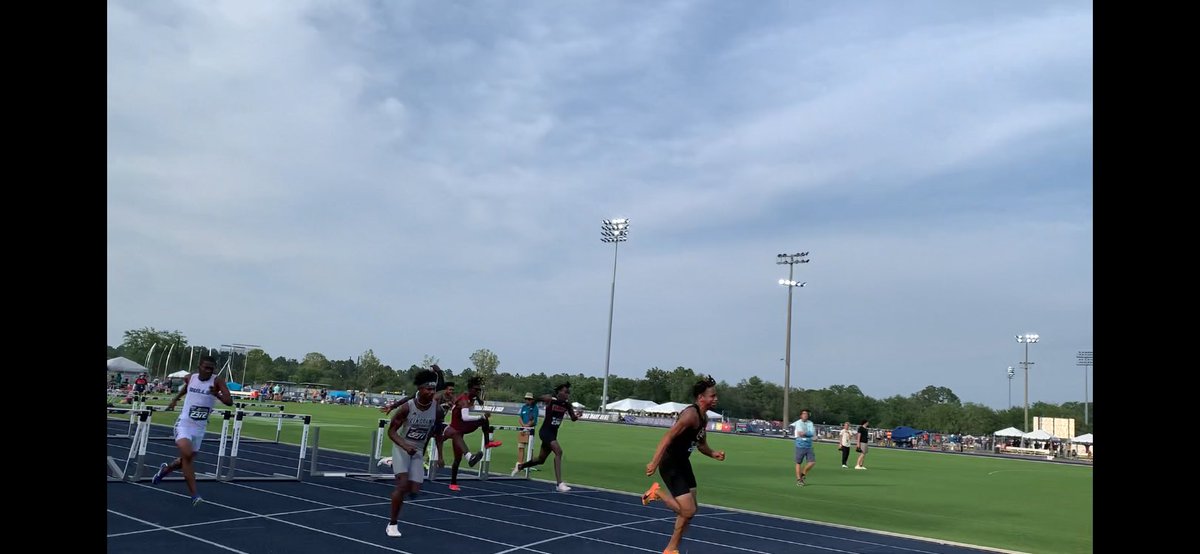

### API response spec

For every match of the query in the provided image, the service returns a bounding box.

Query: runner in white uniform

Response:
[383,369,439,538]
[150,355,233,505]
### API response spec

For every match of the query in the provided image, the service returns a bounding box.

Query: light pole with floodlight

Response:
[1077,351,1092,426]
[600,218,629,413]
[1007,366,1015,408]
[777,252,810,425]
[1016,333,1039,432]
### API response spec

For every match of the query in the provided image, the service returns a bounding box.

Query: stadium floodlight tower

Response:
[1077,350,1092,425]
[600,218,629,413]
[777,251,810,425]
[1016,333,1039,432]
[1007,366,1015,408]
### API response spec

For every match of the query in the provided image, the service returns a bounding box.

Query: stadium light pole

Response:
[1016,333,1039,432]
[777,252,810,425]
[1077,351,1092,426]
[600,218,629,413]
[1007,366,1015,408]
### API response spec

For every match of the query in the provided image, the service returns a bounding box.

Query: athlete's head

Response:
[467,376,484,400]
[554,382,571,400]
[198,355,217,380]
[692,375,718,409]
[414,369,438,403]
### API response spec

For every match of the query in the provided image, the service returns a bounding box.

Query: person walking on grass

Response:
[793,409,816,485]
[641,375,726,554]
[151,355,233,506]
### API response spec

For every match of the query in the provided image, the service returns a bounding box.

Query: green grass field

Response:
[129,401,1093,553]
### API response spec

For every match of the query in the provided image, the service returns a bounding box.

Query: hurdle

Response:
[220,409,312,481]
[106,407,151,482]
[229,402,289,444]
[109,407,236,483]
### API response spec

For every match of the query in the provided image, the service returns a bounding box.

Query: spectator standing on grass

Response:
[855,419,871,470]
[838,421,854,468]
[516,392,539,469]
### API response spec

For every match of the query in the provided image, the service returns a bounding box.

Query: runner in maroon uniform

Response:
[446,376,501,491]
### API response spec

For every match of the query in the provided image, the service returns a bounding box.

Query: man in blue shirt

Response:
[516,392,539,470]
[793,409,816,486]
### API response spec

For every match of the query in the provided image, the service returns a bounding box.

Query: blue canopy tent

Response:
[891,426,924,447]
[227,382,242,391]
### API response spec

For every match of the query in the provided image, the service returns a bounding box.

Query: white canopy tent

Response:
[993,426,1025,437]
[107,356,149,376]
[1023,429,1057,440]
[646,401,690,414]
[604,398,658,412]
[1071,433,1093,445]
[706,410,724,420]
[570,401,587,410]
[167,370,190,379]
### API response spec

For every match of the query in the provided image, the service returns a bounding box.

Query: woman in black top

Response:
[855,419,870,469]
[512,382,579,492]
[642,375,726,554]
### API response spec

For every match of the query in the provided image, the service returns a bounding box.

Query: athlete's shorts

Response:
[794,446,815,463]
[451,418,485,435]
[174,421,206,452]
[433,421,447,438]
[391,443,426,482]
[658,457,697,497]
[538,427,559,445]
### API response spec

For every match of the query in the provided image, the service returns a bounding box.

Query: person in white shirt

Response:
[838,422,854,468]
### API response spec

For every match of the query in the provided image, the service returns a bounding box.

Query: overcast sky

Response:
[107,0,1093,409]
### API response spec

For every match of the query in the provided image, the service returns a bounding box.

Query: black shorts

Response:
[538,428,559,445]
[433,422,447,437]
[659,457,697,497]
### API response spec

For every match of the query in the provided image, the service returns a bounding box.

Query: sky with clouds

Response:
[107,0,1093,409]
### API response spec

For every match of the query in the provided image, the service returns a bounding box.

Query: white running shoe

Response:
[385,524,401,537]
[556,483,572,492]
[378,457,393,468]
[841,464,848,468]
[854,465,867,470]
[511,463,521,477]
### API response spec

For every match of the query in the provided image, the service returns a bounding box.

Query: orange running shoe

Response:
[641,482,660,506]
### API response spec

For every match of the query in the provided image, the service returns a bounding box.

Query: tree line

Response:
[108,327,1093,436]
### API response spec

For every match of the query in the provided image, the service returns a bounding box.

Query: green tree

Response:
[119,327,189,379]
[469,348,500,380]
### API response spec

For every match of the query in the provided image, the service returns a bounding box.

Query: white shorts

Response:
[391,443,426,482]
[174,421,206,452]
